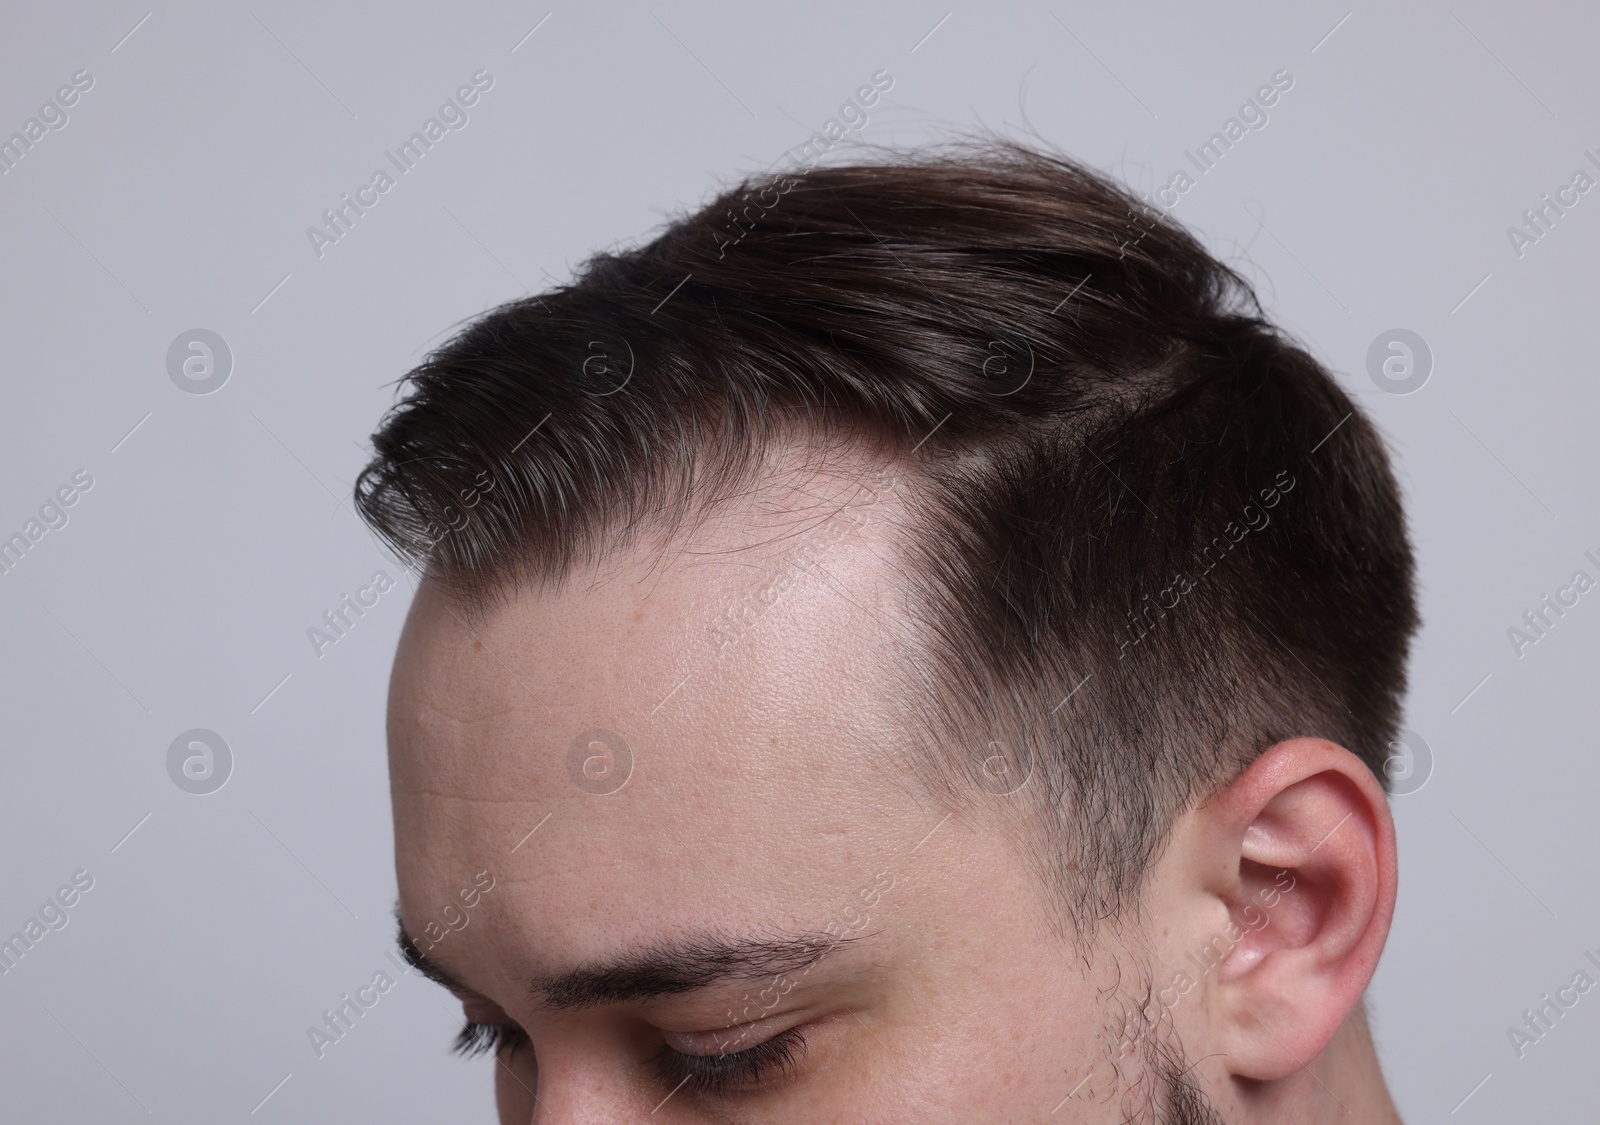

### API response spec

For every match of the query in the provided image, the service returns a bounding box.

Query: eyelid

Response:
[665,1015,790,1056]
[652,1024,809,1098]
[457,992,517,1023]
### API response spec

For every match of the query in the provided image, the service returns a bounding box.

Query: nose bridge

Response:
[529,1046,660,1124]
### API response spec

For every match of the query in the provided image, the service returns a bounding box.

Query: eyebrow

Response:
[395,914,857,1011]
[396,916,474,994]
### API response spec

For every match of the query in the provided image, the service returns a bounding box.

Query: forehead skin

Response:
[387,460,1113,1119]
[390,465,938,942]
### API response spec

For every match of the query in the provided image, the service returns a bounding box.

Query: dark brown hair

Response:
[356,135,1417,932]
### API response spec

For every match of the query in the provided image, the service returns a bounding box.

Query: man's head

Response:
[358,137,1417,1122]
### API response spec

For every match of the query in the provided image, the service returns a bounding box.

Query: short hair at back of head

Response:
[356,135,1418,936]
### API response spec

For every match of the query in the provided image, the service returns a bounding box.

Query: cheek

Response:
[878,1000,1106,1119]
[875,936,1111,1117]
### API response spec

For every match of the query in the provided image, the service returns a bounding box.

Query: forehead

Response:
[388,461,934,960]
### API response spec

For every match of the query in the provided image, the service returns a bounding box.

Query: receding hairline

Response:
[358,135,1418,939]
[414,414,926,622]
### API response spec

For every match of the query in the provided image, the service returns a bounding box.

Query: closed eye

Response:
[650,1025,807,1096]
[455,1017,809,1097]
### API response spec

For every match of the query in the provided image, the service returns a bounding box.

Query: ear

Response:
[1198,737,1397,1080]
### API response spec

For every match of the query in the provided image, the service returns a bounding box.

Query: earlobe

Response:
[1205,738,1398,1082]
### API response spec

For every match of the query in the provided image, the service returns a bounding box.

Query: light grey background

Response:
[1,1,1595,1120]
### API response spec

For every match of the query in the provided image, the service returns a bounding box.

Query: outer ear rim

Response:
[1209,737,1399,1082]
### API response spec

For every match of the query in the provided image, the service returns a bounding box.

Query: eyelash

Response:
[452,1020,807,1095]
[651,1026,808,1095]
[453,1019,528,1060]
